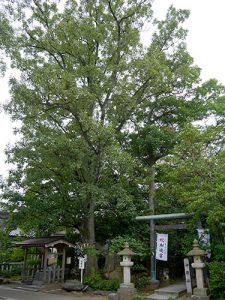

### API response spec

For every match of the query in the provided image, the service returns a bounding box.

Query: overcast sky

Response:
[1,0,225,177]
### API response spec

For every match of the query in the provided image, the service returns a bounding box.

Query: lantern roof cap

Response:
[117,242,136,256]
[187,239,205,257]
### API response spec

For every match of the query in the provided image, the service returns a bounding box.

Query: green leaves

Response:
[1,0,224,247]
[156,124,225,233]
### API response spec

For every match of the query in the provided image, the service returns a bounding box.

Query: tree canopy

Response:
[0,0,224,251]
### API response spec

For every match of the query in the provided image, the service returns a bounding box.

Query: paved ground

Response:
[0,285,108,300]
[0,282,190,300]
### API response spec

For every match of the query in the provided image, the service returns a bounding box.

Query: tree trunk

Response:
[85,199,98,275]
[148,165,155,213]
[104,254,122,281]
[88,200,95,244]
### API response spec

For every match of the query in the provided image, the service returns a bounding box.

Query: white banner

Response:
[78,257,86,269]
[197,228,211,258]
[156,233,168,261]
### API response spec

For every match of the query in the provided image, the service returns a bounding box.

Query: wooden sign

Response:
[184,258,192,294]
[78,257,85,270]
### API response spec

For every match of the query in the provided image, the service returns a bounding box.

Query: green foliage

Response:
[84,269,119,291]
[132,296,144,300]
[156,124,225,236]
[0,0,224,252]
[27,258,41,267]
[84,246,100,257]
[168,231,196,257]
[109,236,148,258]
[211,243,225,261]
[208,261,225,299]
[134,274,151,290]
[0,231,24,263]
[0,268,21,279]
[132,264,148,273]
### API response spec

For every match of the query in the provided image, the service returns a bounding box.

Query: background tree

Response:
[156,121,225,239]
[0,0,223,274]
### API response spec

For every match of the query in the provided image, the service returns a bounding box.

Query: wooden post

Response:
[61,248,66,282]
[23,248,28,277]
[52,265,56,282]
[43,248,48,282]
[56,265,60,281]
[48,267,52,283]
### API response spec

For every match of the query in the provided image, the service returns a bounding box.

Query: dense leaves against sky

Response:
[0,0,224,247]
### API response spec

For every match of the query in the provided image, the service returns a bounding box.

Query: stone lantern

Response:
[187,239,210,300]
[117,242,137,300]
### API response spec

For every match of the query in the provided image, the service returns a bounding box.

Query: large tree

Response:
[0,1,219,262]
[155,80,225,235]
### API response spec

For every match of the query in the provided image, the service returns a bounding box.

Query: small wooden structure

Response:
[15,236,76,284]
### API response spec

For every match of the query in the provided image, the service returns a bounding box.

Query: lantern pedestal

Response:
[117,286,137,300]
[191,288,210,300]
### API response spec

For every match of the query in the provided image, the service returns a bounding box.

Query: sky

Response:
[0,0,225,177]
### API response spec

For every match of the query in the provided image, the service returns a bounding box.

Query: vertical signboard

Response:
[184,258,193,294]
[156,233,168,261]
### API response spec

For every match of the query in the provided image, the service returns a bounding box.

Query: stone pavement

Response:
[144,282,187,300]
[2,282,108,300]
[1,281,190,300]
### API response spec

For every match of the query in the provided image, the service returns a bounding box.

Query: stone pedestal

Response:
[191,287,210,300]
[117,284,137,300]
[108,293,119,300]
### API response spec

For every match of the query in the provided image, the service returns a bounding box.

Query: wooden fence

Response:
[23,266,63,283]
[0,262,63,283]
[0,262,23,272]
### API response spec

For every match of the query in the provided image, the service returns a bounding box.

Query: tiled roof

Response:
[15,236,76,248]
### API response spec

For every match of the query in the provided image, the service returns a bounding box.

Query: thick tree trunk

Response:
[88,200,96,244]
[85,199,98,275]
[104,254,122,281]
[148,165,155,213]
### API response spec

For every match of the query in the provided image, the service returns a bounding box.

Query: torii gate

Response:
[136,212,195,285]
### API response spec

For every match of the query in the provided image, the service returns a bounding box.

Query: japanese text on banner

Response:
[156,233,168,261]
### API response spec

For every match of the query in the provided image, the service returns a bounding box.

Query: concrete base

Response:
[117,285,137,300]
[191,296,210,300]
[108,293,119,300]
[191,287,210,300]
[150,279,160,289]
[145,282,186,300]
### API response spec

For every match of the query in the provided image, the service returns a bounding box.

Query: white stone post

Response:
[120,254,133,286]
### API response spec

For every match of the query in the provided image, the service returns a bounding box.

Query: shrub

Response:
[84,269,119,291]
[132,264,148,273]
[134,274,151,290]
[132,296,144,300]
[211,243,225,261]
[0,268,21,278]
[208,261,225,299]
